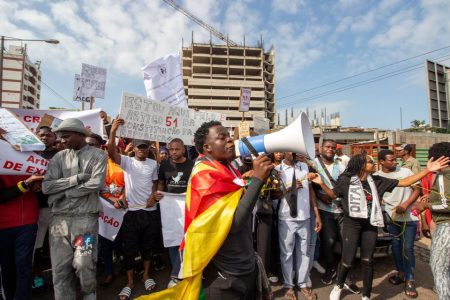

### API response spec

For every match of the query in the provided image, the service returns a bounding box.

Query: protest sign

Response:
[73,74,92,102]
[253,115,270,135]
[0,140,48,175]
[98,197,126,241]
[239,87,251,112]
[118,92,226,145]
[159,192,185,247]
[142,53,187,107]
[9,108,103,135]
[79,63,107,99]
[37,114,63,131]
[0,108,45,151]
[238,121,250,138]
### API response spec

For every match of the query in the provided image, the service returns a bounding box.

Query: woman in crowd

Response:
[311,153,449,300]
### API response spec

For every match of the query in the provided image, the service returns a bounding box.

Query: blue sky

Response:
[2,0,450,129]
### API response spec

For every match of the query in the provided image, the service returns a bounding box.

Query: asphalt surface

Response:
[33,251,438,300]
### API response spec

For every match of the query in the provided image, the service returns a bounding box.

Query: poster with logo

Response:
[141,53,187,107]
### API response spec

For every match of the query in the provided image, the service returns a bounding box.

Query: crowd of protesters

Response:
[0,112,449,300]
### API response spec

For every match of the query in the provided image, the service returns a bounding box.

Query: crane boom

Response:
[162,0,240,47]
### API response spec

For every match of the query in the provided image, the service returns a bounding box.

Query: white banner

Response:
[142,53,187,107]
[80,63,107,99]
[118,92,226,145]
[0,108,45,151]
[0,140,48,175]
[98,197,126,241]
[9,108,103,135]
[159,192,185,248]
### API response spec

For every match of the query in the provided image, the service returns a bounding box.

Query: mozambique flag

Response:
[137,155,244,300]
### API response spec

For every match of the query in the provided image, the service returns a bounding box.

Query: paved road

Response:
[34,254,437,300]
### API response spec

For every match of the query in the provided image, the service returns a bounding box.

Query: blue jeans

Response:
[168,246,181,278]
[388,221,417,281]
[0,223,37,300]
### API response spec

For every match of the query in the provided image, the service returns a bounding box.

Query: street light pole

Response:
[0,35,59,106]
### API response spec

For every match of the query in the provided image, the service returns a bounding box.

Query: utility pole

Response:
[400,107,403,130]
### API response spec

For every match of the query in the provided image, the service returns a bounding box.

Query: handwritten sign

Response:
[253,115,270,135]
[238,121,250,138]
[0,108,45,151]
[239,87,251,112]
[79,63,107,99]
[118,92,226,145]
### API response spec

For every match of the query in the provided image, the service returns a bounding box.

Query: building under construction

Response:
[181,42,275,129]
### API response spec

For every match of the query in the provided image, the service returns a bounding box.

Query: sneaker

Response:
[313,261,326,274]
[268,275,279,284]
[344,282,361,294]
[167,278,181,288]
[329,285,343,300]
[31,276,46,297]
[321,269,337,285]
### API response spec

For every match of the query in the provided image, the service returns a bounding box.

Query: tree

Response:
[410,119,425,128]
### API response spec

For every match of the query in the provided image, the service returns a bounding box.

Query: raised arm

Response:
[398,156,449,187]
[108,118,124,165]
[230,155,273,232]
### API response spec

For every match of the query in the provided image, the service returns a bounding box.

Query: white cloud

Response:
[272,0,305,14]
[15,9,55,33]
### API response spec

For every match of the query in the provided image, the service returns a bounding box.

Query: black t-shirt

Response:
[333,174,398,216]
[158,159,194,193]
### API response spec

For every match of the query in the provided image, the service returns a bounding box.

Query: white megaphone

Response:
[235,112,315,159]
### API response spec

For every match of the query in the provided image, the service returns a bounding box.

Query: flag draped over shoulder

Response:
[137,155,243,300]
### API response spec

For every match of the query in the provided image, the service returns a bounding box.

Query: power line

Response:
[277,45,450,101]
[278,54,450,108]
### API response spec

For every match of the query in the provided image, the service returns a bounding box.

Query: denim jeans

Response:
[0,223,37,300]
[168,246,181,278]
[387,221,417,281]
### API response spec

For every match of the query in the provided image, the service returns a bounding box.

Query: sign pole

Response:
[90,96,94,110]
[81,100,85,111]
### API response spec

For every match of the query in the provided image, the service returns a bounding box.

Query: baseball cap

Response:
[395,143,412,152]
[336,144,343,150]
[132,139,150,147]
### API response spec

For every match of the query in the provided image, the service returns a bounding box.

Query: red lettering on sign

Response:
[113,221,119,227]
[3,161,14,169]
[13,163,23,171]
[25,166,35,174]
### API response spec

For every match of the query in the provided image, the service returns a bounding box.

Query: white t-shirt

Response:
[336,154,350,167]
[376,167,419,222]
[276,161,310,221]
[120,155,158,211]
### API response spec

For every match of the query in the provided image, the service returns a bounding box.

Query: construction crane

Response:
[162,0,240,47]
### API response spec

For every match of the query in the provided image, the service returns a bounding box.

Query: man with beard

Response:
[108,118,159,300]
[313,139,360,294]
[42,119,107,300]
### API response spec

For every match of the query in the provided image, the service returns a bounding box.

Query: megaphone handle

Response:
[241,137,260,157]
